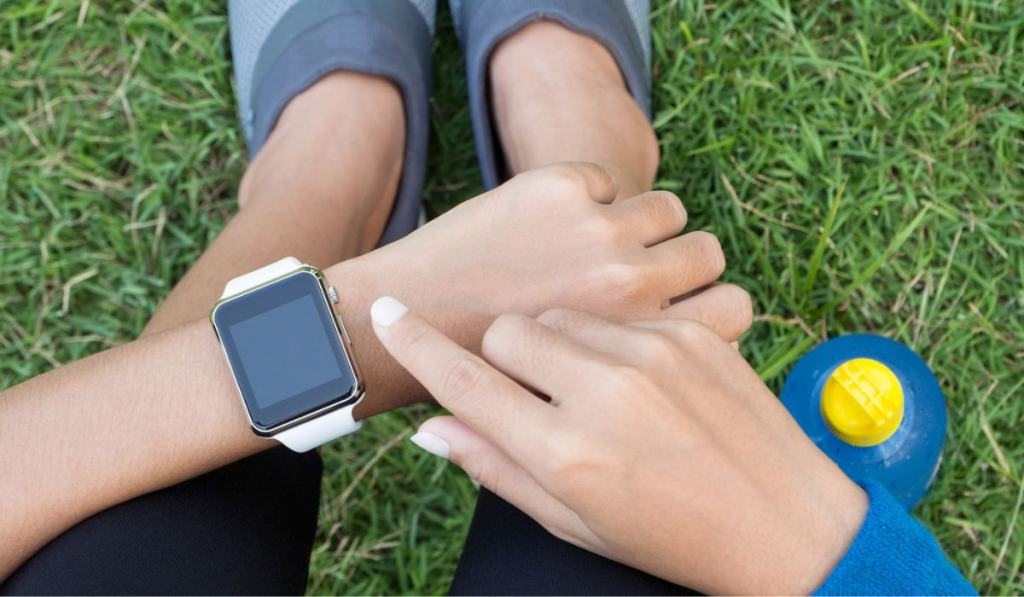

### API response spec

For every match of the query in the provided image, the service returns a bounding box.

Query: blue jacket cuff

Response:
[815,481,975,596]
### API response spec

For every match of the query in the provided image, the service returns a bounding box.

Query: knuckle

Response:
[390,321,432,356]
[671,318,713,346]
[544,163,588,196]
[537,307,577,327]
[645,191,687,230]
[583,213,622,243]
[460,453,503,492]
[484,313,533,346]
[636,332,680,366]
[546,433,587,477]
[506,169,534,189]
[439,356,488,404]
[691,231,726,278]
[482,313,546,371]
[546,436,604,499]
[728,285,755,333]
[599,263,645,304]
[604,363,649,396]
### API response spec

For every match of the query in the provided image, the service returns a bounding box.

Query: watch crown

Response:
[327,286,340,304]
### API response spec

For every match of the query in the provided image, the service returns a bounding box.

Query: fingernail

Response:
[410,431,450,459]
[371,296,408,327]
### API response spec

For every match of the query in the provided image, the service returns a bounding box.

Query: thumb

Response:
[411,416,592,548]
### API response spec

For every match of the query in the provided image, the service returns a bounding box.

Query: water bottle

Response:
[779,334,947,508]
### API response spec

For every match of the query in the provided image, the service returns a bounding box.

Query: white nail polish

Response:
[410,432,450,459]
[370,296,408,327]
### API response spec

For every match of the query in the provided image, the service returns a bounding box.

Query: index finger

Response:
[370,296,554,459]
[526,162,619,204]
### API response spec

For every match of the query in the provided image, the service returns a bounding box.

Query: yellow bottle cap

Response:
[820,358,904,447]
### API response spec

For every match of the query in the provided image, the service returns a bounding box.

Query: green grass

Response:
[1,0,1022,593]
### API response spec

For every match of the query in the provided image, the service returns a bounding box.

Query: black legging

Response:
[2,449,691,595]
[450,488,691,595]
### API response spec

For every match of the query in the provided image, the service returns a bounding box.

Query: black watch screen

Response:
[212,271,359,433]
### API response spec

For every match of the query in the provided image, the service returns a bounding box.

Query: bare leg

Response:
[489,21,659,198]
[142,71,403,336]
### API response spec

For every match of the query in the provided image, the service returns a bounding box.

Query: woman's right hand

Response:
[371,299,867,595]
[329,162,753,415]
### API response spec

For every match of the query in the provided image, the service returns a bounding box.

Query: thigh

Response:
[1,446,321,596]
[450,488,696,596]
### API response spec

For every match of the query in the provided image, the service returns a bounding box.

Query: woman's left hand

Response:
[370,298,868,595]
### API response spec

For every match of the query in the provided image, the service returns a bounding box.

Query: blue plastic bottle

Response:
[779,334,947,508]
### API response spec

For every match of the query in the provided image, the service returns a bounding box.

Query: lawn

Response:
[1,0,1022,594]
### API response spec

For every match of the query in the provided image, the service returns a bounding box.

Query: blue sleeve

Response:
[815,481,975,596]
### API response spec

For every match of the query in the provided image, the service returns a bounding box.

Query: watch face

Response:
[212,271,360,432]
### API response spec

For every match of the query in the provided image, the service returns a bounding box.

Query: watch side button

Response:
[327,285,340,304]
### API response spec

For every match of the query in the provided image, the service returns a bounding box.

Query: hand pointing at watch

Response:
[370,297,868,595]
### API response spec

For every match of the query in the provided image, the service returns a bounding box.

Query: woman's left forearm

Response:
[0,319,259,578]
[0,262,404,579]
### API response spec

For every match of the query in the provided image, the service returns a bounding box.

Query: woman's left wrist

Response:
[325,258,427,420]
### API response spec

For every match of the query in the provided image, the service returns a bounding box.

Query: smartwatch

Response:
[210,257,364,452]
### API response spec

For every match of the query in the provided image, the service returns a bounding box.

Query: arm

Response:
[815,481,974,596]
[0,319,255,578]
[0,254,453,577]
[0,262,400,578]
[0,163,753,578]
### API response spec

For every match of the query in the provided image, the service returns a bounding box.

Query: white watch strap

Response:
[275,405,363,453]
[221,256,303,299]
[220,256,363,452]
